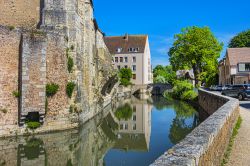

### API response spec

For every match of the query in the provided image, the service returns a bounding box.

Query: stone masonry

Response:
[20,33,47,125]
[0,0,116,137]
[151,90,240,166]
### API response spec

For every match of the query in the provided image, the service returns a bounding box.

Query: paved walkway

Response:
[227,107,250,166]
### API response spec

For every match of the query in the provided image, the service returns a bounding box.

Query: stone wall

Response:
[198,90,228,115]
[0,26,20,135]
[20,33,47,123]
[0,0,116,137]
[0,0,41,28]
[151,89,240,166]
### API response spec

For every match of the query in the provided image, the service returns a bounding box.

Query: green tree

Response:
[119,68,132,86]
[153,65,176,84]
[169,26,223,86]
[154,75,166,83]
[229,30,250,48]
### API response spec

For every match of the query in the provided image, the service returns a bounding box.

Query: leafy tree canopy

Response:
[229,30,250,48]
[153,65,176,84]
[169,26,223,86]
[119,68,132,86]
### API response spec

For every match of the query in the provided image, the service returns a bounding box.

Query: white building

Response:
[104,34,153,85]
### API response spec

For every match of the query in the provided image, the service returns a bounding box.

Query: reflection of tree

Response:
[114,103,133,120]
[151,96,173,110]
[169,101,198,144]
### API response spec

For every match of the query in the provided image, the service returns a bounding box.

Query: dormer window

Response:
[128,48,133,52]
[128,48,139,52]
[116,48,123,53]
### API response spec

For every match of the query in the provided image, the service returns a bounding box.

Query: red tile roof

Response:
[227,48,250,66]
[104,35,148,54]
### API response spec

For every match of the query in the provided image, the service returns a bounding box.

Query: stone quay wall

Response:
[151,89,240,166]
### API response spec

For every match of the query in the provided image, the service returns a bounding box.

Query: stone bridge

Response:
[131,83,172,95]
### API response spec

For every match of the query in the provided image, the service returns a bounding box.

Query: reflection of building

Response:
[115,99,152,150]
[104,34,153,85]
[219,48,250,85]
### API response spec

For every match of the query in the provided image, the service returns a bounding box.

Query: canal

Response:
[0,96,200,166]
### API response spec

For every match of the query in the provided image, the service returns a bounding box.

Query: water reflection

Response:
[0,96,201,166]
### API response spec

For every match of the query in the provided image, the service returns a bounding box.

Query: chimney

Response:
[124,33,129,41]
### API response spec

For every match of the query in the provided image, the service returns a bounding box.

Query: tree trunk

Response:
[192,65,201,87]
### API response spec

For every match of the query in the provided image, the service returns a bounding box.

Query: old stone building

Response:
[0,0,116,137]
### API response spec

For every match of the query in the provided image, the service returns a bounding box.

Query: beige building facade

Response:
[219,48,250,85]
[104,34,153,85]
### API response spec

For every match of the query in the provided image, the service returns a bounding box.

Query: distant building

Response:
[104,34,153,85]
[219,48,250,85]
[176,69,195,86]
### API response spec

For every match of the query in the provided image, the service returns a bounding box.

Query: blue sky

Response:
[93,0,250,67]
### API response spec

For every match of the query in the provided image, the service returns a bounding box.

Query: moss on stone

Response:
[221,116,243,166]
[66,82,76,98]
[12,90,20,98]
[67,56,74,73]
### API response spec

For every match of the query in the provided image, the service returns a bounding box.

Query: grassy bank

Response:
[221,116,243,166]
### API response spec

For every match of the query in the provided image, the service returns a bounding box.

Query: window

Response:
[116,48,123,53]
[134,48,139,52]
[133,74,136,80]
[125,65,128,69]
[120,124,123,130]
[117,65,121,70]
[125,123,128,130]
[133,115,136,121]
[133,124,136,130]
[128,48,133,52]
[239,63,250,72]
[133,106,136,112]
[115,57,118,63]
[120,57,123,62]
[132,57,136,63]
[132,65,136,71]
[125,57,128,63]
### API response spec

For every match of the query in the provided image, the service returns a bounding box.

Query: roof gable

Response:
[227,48,250,66]
[104,35,148,54]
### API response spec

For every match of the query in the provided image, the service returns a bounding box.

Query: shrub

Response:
[120,78,131,87]
[70,45,74,50]
[46,83,59,97]
[119,68,132,87]
[8,25,15,31]
[0,108,7,114]
[26,121,41,129]
[171,80,193,99]
[66,82,76,98]
[68,56,74,73]
[12,91,20,98]
[181,90,198,101]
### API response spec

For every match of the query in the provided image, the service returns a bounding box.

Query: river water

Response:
[0,96,200,166]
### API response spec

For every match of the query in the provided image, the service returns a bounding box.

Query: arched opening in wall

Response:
[101,76,118,96]
[152,86,161,96]
[37,0,45,28]
[26,112,40,123]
